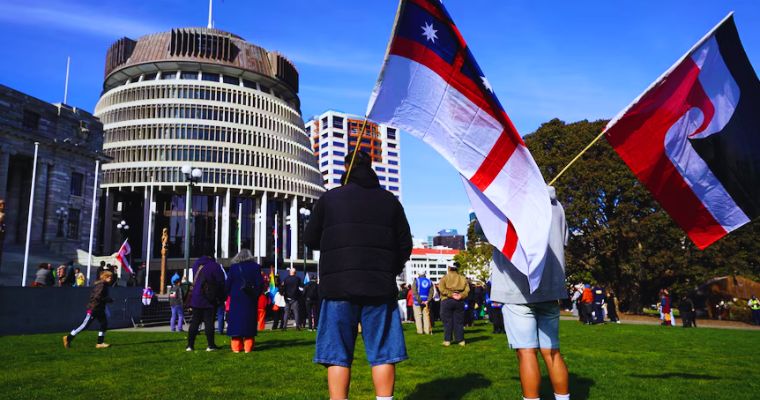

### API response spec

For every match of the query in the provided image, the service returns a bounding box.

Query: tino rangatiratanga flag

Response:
[366,0,551,291]
[605,13,760,249]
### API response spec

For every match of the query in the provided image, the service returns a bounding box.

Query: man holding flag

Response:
[365,1,564,399]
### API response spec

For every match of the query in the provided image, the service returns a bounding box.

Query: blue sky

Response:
[1,0,759,241]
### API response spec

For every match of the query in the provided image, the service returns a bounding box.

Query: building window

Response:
[70,172,84,196]
[22,110,40,130]
[332,116,344,129]
[332,132,344,138]
[223,75,240,85]
[387,128,397,140]
[375,166,386,172]
[161,71,177,79]
[389,177,399,182]
[333,178,342,184]
[321,117,328,129]
[202,72,220,82]
[180,71,198,80]
[67,209,80,240]
[388,160,399,165]
[389,168,398,174]
[388,151,398,157]
[333,150,345,157]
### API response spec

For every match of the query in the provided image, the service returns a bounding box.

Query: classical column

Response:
[103,189,114,254]
[33,161,49,244]
[253,196,261,261]
[259,192,268,261]
[289,198,298,264]
[220,189,230,259]
[0,149,9,200]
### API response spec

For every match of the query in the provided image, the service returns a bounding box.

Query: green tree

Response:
[454,220,492,283]
[524,119,760,312]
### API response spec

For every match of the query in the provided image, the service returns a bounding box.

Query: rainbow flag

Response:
[268,268,277,299]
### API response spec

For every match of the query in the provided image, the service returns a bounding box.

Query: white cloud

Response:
[0,2,164,38]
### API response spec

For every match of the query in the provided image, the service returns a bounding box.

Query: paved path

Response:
[560,314,760,331]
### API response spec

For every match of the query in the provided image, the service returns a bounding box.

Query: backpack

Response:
[197,265,226,306]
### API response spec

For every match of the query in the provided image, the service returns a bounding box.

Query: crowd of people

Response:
[567,283,620,325]
[31,261,87,287]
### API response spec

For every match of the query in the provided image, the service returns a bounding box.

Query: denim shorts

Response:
[314,299,408,367]
[502,301,560,349]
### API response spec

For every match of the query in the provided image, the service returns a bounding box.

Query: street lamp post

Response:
[299,207,311,278]
[181,165,203,280]
[55,206,68,237]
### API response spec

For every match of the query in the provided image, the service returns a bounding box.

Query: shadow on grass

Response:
[511,373,594,400]
[628,373,720,380]
[405,373,491,400]
[463,335,491,344]
[255,339,314,351]
[114,339,183,346]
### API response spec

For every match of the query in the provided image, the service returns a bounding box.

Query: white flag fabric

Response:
[366,0,551,290]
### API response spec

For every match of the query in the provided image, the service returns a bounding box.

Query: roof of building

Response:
[411,248,459,256]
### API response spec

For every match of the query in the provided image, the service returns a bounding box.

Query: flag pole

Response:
[21,142,39,287]
[86,159,100,286]
[547,130,606,186]
[344,117,370,182]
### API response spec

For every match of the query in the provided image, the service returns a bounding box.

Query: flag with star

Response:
[366,0,551,291]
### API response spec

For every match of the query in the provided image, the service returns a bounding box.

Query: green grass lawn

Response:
[1,321,758,399]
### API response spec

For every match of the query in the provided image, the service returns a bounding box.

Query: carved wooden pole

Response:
[160,227,168,294]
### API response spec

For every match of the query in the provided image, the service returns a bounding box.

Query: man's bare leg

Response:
[371,364,395,397]
[327,365,351,400]
[539,348,569,396]
[516,348,541,399]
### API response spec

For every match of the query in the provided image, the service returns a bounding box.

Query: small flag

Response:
[268,268,277,299]
[605,13,760,249]
[115,239,132,274]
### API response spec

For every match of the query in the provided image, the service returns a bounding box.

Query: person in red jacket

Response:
[580,284,594,324]
[406,286,414,322]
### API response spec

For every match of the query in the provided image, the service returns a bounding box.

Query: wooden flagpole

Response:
[344,117,370,183]
[548,130,606,186]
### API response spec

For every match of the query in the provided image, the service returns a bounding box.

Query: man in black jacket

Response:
[304,275,320,331]
[305,150,412,400]
[282,267,303,330]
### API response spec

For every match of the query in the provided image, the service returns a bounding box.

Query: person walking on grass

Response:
[412,271,433,335]
[226,249,264,353]
[305,150,412,400]
[63,270,114,349]
[438,262,470,346]
[304,275,320,331]
[490,186,570,400]
[186,256,226,352]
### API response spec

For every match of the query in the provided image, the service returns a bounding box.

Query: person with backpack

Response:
[226,249,264,353]
[411,271,432,335]
[168,275,186,332]
[186,256,226,352]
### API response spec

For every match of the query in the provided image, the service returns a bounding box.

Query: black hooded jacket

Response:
[304,164,412,301]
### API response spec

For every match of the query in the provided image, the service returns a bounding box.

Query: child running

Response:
[63,270,114,349]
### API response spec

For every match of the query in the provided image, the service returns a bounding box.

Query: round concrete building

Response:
[94,27,324,275]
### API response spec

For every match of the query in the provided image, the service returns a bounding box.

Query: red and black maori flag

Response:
[605,14,760,249]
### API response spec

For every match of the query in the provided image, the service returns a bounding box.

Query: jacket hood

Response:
[342,164,380,188]
[193,255,215,272]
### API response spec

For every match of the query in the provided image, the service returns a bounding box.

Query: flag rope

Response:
[344,116,370,182]
[548,130,607,185]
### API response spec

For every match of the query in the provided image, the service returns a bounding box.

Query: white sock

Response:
[377,397,393,400]
[555,393,570,400]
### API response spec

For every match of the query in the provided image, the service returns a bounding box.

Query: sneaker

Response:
[95,343,111,349]
[62,335,70,349]
[442,341,451,347]
[206,346,219,352]
[185,347,194,352]
[458,341,466,347]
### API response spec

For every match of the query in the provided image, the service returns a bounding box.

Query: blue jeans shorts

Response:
[502,301,560,349]
[314,299,408,367]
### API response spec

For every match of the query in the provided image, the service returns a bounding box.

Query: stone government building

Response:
[0,84,104,258]
[95,27,324,271]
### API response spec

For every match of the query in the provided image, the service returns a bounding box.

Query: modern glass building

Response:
[94,27,324,271]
